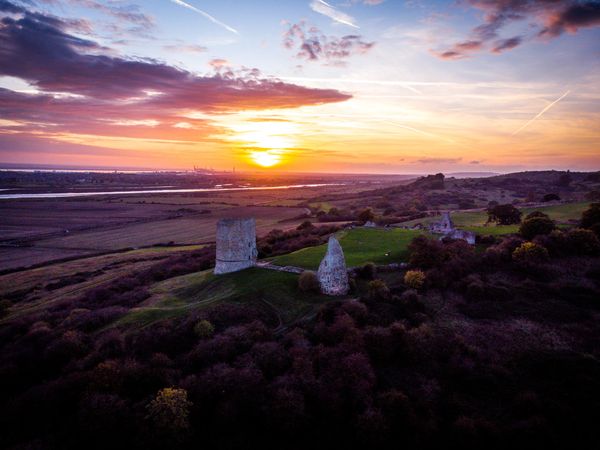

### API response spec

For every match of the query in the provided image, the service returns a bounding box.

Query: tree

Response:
[193,320,215,339]
[298,271,320,293]
[487,204,522,225]
[146,388,192,432]
[512,242,549,264]
[580,203,600,230]
[368,279,390,301]
[519,215,555,240]
[566,229,600,255]
[358,208,375,223]
[404,270,426,289]
[297,220,314,231]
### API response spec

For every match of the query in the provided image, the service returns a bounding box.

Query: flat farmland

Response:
[0,195,308,271]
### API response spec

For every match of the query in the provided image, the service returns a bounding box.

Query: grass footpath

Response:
[272,228,424,270]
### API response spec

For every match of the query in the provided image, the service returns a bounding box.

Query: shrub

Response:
[193,320,215,339]
[408,236,446,269]
[298,271,320,293]
[404,270,426,289]
[519,216,555,240]
[525,211,549,220]
[580,203,600,229]
[542,193,560,202]
[512,242,549,264]
[0,299,11,318]
[565,228,600,255]
[358,262,377,280]
[297,220,314,231]
[368,280,391,301]
[146,387,192,432]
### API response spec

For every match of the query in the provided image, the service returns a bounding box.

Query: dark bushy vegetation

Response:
[1,217,600,449]
[257,224,341,257]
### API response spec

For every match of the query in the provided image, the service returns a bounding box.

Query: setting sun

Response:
[249,149,283,168]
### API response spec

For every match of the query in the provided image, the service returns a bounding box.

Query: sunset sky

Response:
[0,0,599,173]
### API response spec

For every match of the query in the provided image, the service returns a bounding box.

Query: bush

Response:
[358,262,376,280]
[193,320,215,339]
[404,270,426,289]
[368,280,390,301]
[0,299,11,318]
[519,216,555,240]
[542,193,560,202]
[580,203,600,230]
[146,387,192,432]
[565,228,600,255]
[298,271,320,293]
[512,242,549,264]
[297,220,314,231]
[408,236,446,269]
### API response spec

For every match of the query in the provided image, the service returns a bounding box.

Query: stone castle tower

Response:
[214,218,258,275]
[317,236,349,295]
[429,211,454,233]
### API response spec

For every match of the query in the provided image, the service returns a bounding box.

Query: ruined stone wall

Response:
[317,236,349,295]
[214,218,258,274]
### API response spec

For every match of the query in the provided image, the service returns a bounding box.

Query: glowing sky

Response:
[0,0,599,173]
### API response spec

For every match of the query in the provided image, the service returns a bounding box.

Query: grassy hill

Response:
[117,267,335,329]
[271,227,424,270]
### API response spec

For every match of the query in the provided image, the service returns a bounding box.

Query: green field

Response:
[401,202,590,236]
[271,228,424,270]
[117,267,334,329]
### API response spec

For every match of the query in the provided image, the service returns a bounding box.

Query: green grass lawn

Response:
[400,202,590,236]
[271,228,424,270]
[116,267,334,329]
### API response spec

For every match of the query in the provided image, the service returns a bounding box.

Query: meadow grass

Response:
[272,227,425,270]
[401,202,590,235]
[117,267,334,329]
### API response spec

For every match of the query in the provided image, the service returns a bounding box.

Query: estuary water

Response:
[0,183,344,200]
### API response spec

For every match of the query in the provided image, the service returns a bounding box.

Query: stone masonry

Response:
[214,218,258,275]
[317,236,349,295]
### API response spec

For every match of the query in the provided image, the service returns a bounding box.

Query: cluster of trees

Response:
[1,207,600,449]
[257,223,341,257]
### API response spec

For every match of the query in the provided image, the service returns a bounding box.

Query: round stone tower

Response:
[214,218,258,275]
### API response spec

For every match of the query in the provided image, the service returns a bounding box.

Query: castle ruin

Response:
[317,236,349,295]
[214,218,258,275]
[429,211,475,244]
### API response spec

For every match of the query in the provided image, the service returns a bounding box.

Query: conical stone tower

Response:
[317,236,349,295]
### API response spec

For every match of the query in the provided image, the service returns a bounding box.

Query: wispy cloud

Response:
[309,0,359,28]
[168,0,238,34]
[512,90,571,135]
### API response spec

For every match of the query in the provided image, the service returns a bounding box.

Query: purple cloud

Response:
[0,2,351,142]
[433,0,600,59]
[283,21,374,66]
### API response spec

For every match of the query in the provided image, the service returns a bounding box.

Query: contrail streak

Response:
[310,0,359,28]
[512,90,570,135]
[169,0,238,34]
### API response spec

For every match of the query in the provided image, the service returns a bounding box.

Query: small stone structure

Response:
[429,212,454,233]
[429,211,476,244]
[317,236,349,295]
[214,218,258,274]
[446,229,476,245]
